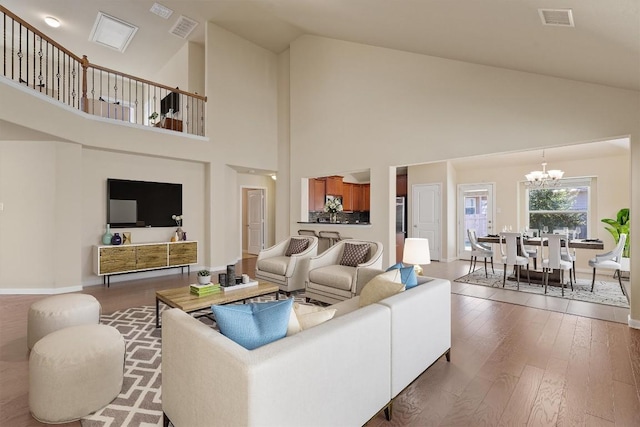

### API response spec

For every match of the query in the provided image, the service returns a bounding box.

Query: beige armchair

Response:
[255,236,319,293]
[305,240,384,304]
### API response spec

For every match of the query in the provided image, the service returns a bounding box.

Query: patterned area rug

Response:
[455,268,629,308]
[81,292,307,427]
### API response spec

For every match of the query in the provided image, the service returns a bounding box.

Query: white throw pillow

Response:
[359,270,405,307]
[286,303,336,336]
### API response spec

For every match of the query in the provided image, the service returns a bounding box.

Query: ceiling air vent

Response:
[169,15,198,39]
[89,12,138,52]
[150,3,173,19]
[538,9,574,27]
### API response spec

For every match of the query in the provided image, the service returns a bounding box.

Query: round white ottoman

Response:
[29,324,125,423]
[27,293,101,349]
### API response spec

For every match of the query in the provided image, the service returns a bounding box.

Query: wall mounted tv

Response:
[107,179,182,228]
[160,91,180,115]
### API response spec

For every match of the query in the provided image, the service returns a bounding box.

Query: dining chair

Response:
[499,232,530,290]
[553,229,577,282]
[524,228,539,270]
[540,233,573,296]
[588,233,627,296]
[467,229,494,277]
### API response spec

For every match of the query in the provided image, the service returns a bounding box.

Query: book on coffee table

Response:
[190,283,221,296]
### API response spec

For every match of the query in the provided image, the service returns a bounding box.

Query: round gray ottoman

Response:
[29,324,125,423]
[27,293,101,349]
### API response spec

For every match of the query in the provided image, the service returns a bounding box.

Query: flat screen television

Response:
[107,179,182,228]
[160,92,180,115]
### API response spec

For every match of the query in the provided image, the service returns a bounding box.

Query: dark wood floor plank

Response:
[612,380,640,426]
[557,337,591,427]
[473,373,519,426]
[498,364,545,426]
[439,376,493,426]
[607,323,635,386]
[584,414,615,426]
[526,311,563,369]
[587,339,615,422]
[526,357,568,426]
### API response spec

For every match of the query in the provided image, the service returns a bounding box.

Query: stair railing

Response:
[1,5,206,136]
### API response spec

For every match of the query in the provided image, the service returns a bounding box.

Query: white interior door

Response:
[457,183,495,260]
[411,183,441,261]
[247,189,264,255]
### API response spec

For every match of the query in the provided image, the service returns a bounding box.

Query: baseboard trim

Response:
[0,285,83,295]
[628,315,640,330]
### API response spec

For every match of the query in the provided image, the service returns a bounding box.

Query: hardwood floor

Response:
[1,258,639,426]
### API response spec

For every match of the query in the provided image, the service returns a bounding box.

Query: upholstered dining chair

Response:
[499,232,531,289]
[255,236,319,293]
[588,233,627,296]
[553,229,577,282]
[467,229,494,277]
[523,228,539,270]
[540,233,573,296]
[305,239,383,304]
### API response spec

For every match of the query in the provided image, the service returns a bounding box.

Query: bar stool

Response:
[298,229,318,237]
[319,231,342,246]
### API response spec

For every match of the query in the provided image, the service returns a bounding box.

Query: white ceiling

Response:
[4,0,639,90]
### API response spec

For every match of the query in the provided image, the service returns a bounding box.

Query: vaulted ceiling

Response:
[4,0,639,91]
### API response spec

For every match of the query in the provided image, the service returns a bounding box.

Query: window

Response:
[526,178,591,237]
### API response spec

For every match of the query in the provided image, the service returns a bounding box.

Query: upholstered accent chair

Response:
[588,233,627,296]
[255,236,319,293]
[305,240,384,304]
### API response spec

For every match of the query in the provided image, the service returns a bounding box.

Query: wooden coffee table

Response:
[155,281,279,327]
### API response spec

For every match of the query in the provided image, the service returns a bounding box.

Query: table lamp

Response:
[402,238,431,275]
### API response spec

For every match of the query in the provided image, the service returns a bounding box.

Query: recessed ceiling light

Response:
[44,16,60,28]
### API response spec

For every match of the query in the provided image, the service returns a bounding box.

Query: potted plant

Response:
[197,269,211,285]
[601,208,630,275]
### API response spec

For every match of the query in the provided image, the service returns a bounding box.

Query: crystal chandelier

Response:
[525,150,564,187]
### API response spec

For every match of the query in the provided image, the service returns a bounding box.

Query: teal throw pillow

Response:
[386,263,418,289]
[211,298,293,350]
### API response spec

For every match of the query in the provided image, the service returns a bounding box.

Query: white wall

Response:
[0,140,82,292]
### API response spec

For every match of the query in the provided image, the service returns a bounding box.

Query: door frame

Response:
[240,186,266,257]
[457,182,496,260]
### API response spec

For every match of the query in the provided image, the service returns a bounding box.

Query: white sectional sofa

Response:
[161,273,451,427]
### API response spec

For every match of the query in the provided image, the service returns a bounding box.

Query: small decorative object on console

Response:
[110,233,122,245]
[102,224,113,245]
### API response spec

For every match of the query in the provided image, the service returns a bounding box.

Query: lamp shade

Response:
[402,238,431,265]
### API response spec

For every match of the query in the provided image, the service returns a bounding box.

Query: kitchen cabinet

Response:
[396,175,407,197]
[312,179,326,211]
[325,176,343,196]
[342,183,354,211]
[363,184,370,211]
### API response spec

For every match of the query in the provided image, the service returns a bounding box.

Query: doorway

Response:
[411,183,441,261]
[457,183,495,260]
[242,188,265,256]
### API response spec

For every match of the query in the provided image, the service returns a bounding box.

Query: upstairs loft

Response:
[0,5,207,137]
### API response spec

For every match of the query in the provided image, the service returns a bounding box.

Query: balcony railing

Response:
[1,6,206,136]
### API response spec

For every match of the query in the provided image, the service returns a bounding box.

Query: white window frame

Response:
[525,177,593,235]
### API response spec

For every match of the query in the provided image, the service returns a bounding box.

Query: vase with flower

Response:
[324,198,343,223]
[172,214,184,240]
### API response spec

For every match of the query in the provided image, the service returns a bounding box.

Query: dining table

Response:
[477,235,604,250]
[477,235,604,285]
